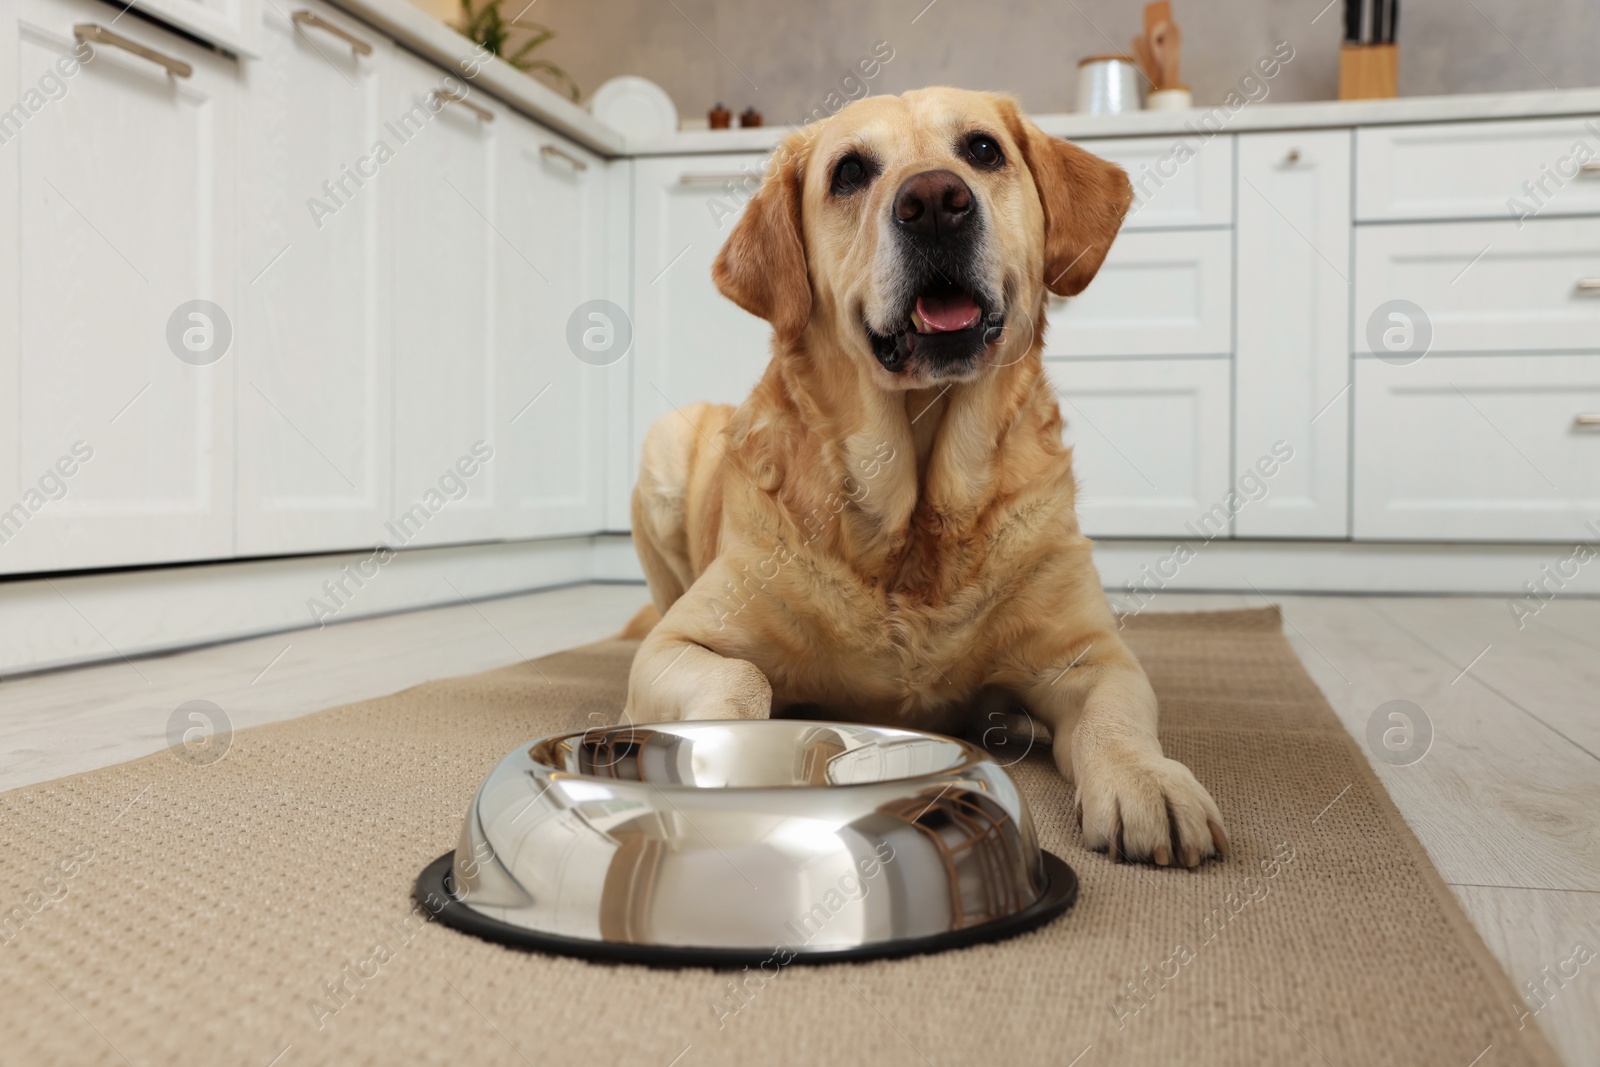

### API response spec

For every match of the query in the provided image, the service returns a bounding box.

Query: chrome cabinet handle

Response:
[679,171,756,186]
[291,10,373,56]
[1578,279,1600,292]
[73,23,192,78]
[1575,414,1600,428]
[540,143,588,171]
[431,88,493,122]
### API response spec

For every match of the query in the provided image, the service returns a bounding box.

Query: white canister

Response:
[1075,55,1141,115]
[1145,87,1193,111]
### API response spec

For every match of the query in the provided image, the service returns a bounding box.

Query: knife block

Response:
[1339,43,1398,100]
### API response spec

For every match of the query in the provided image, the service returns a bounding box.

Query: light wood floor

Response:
[2,584,1596,1065]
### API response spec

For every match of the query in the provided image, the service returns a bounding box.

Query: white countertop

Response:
[326,0,1600,159]
[632,87,1600,156]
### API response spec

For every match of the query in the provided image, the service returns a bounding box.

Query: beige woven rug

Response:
[0,607,1560,1066]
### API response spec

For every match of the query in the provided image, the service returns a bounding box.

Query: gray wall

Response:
[420,0,1600,123]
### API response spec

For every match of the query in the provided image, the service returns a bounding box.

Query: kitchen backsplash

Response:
[410,0,1598,122]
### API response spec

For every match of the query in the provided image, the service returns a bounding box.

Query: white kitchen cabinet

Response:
[1234,129,1352,538]
[1044,228,1233,358]
[0,0,236,574]
[235,0,393,556]
[1046,358,1232,538]
[388,51,502,546]
[1353,355,1600,542]
[3,8,1598,599]
[1356,115,1600,222]
[631,153,772,489]
[1354,217,1600,356]
[1073,133,1234,230]
[491,112,610,538]
[389,49,610,546]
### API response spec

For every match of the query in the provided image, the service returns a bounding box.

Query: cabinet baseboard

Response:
[1091,538,1600,602]
[4,534,1594,677]
[0,537,603,677]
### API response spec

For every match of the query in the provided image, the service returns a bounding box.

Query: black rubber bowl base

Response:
[414,849,1078,968]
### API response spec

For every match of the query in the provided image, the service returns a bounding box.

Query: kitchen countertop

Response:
[327,0,1600,159]
[634,87,1600,156]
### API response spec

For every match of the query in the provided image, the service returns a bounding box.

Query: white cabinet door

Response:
[1235,130,1352,538]
[631,153,772,509]
[0,0,235,574]
[1353,355,1600,542]
[1044,229,1232,358]
[235,1,392,556]
[1045,358,1232,538]
[1354,217,1600,356]
[492,120,610,538]
[388,51,503,547]
[602,159,634,530]
[1069,133,1234,229]
[389,54,611,545]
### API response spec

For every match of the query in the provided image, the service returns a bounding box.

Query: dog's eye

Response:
[830,153,875,195]
[965,133,1005,169]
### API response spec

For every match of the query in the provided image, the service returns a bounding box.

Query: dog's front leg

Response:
[1024,638,1228,867]
[623,565,773,724]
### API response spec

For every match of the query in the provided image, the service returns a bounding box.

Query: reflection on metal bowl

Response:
[416,720,1077,965]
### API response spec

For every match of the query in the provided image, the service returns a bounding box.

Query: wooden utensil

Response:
[1150,19,1181,89]
[1130,2,1183,92]
[1143,1,1171,37]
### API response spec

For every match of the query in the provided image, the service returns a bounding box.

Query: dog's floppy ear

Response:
[999,99,1133,297]
[712,131,812,342]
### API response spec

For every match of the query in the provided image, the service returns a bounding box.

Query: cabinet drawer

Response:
[1353,355,1600,542]
[1356,116,1600,222]
[1045,229,1232,357]
[1354,217,1600,355]
[1070,134,1233,229]
[1046,358,1232,538]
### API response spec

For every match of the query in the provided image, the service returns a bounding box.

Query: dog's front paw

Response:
[680,658,773,721]
[1073,751,1227,867]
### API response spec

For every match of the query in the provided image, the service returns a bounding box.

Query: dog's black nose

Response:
[893,169,973,240]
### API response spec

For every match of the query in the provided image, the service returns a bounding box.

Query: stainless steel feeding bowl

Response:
[416,720,1077,965]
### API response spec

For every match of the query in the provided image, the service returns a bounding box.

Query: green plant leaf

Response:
[448,0,580,99]
[519,58,581,101]
[509,27,555,61]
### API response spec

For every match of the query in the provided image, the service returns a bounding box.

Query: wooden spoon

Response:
[1149,19,1182,90]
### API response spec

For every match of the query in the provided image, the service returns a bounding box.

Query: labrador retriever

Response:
[622,88,1227,867]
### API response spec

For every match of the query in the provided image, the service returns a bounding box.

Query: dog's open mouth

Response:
[868,281,1005,373]
[910,283,983,333]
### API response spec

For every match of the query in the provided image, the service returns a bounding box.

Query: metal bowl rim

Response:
[523,718,999,793]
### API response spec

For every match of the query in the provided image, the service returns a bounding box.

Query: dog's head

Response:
[713,88,1132,390]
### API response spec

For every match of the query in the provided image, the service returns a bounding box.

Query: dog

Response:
[622,88,1227,868]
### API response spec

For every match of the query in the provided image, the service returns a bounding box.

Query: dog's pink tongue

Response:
[915,292,981,332]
